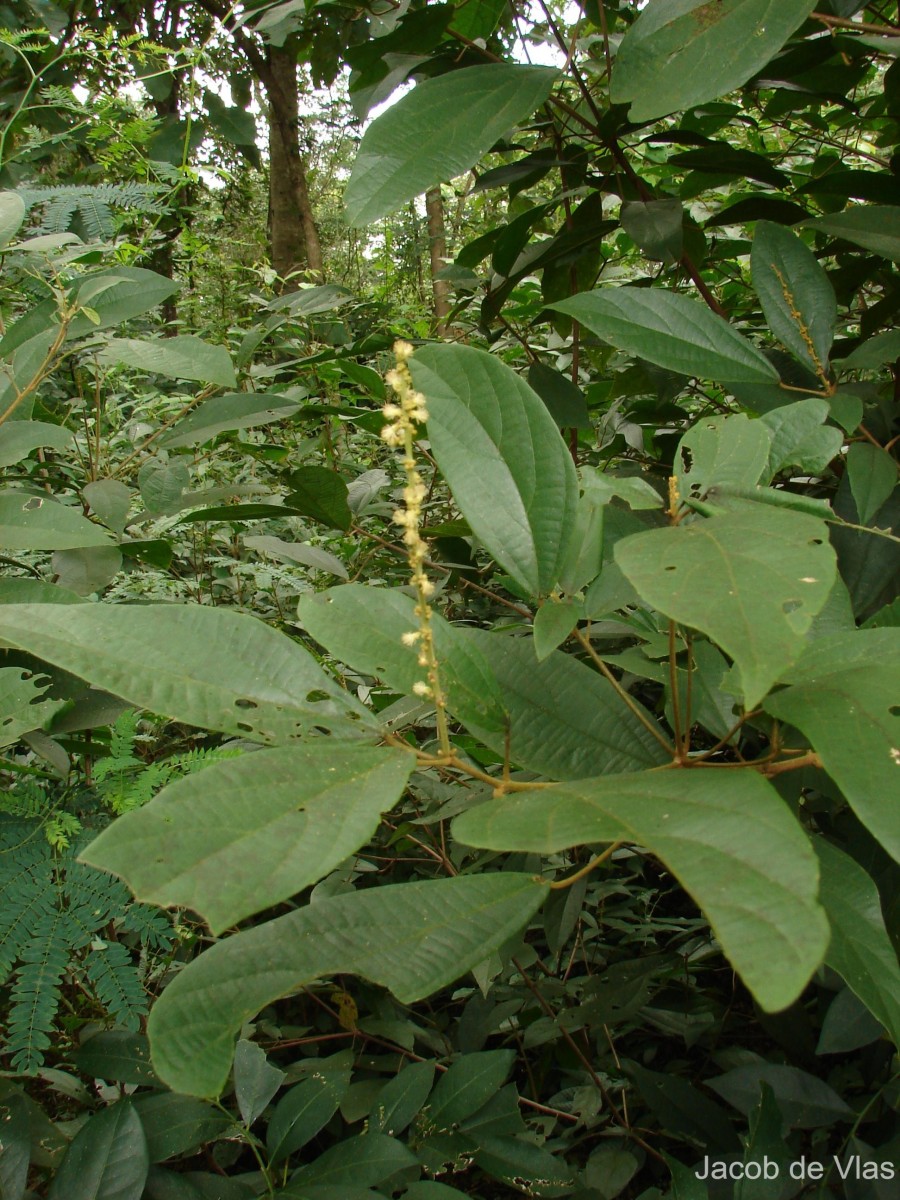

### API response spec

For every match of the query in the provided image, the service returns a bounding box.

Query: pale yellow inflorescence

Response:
[380,341,449,744]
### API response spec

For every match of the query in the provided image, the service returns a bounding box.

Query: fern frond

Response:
[118,902,175,951]
[82,941,147,1031]
[5,910,70,1074]
[15,183,167,237]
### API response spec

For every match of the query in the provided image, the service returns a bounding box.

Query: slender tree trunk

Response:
[425,186,450,335]
[266,46,324,285]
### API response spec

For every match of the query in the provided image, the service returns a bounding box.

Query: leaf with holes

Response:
[0,603,376,745]
[0,492,112,550]
[615,508,836,708]
[454,769,827,1012]
[675,414,772,502]
[81,743,413,933]
[766,630,900,861]
[148,874,549,1096]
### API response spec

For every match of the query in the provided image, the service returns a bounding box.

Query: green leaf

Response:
[47,1099,148,1200]
[816,840,897,1046]
[297,584,507,735]
[472,1136,574,1195]
[0,492,112,550]
[556,472,607,594]
[453,768,828,1011]
[610,0,817,121]
[131,1093,231,1162]
[284,465,353,530]
[68,268,181,337]
[760,398,843,479]
[837,329,900,371]
[84,479,132,534]
[620,198,684,264]
[532,600,580,661]
[0,420,72,468]
[846,443,897,525]
[410,344,579,597]
[426,1051,515,1130]
[804,206,900,261]
[817,987,885,1055]
[51,545,122,595]
[551,289,778,384]
[615,508,836,708]
[72,1032,160,1087]
[159,393,301,449]
[707,1064,852,1129]
[0,602,374,745]
[735,1085,792,1200]
[676,413,772,501]
[148,874,548,1096]
[267,1069,349,1163]
[751,222,836,377]
[138,458,189,516]
[0,191,26,247]
[526,361,591,429]
[766,630,900,860]
[244,535,349,579]
[233,1039,285,1127]
[81,743,413,933]
[98,336,236,388]
[0,1089,30,1200]
[345,64,558,225]
[284,1133,419,1191]
[370,1061,435,1137]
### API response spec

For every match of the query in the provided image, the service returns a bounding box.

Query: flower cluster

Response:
[381,341,448,744]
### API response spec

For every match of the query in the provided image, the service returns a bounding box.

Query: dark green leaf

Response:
[751,222,836,376]
[284,465,352,530]
[803,206,900,261]
[47,1100,148,1200]
[72,1032,160,1086]
[159,393,301,450]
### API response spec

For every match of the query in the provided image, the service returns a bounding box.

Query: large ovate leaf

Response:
[610,0,817,121]
[68,268,181,337]
[453,769,827,1011]
[0,190,26,247]
[81,743,413,933]
[803,206,900,261]
[0,420,72,468]
[615,508,836,707]
[147,874,549,1096]
[0,491,112,550]
[159,392,301,449]
[410,344,578,597]
[345,64,558,225]
[298,583,507,734]
[47,1099,148,1200]
[551,289,778,384]
[98,336,236,388]
[765,630,900,860]
[751,222,836,377]
[675,413,771,502]
[0,602,375,744]
[814,839,900,1046]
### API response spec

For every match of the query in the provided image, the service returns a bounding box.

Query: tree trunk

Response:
[266,46,324,285]
[425,186,450,335]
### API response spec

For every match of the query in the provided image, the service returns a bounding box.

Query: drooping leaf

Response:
[0,602,375,745]
[551,289,778,384]
[620,198,684,264]
[453,768,828,1011]
[233,1040,285,1128]
[0,492,112,550]
[159,393,301,449]
[147,873,549,1096]
[707,1064,852,1129]
[610,0,817,121]
[83,479,132,533]
[47,1099,148,1200]
[765,630,900,860]
[98,336,236,388]
[751,221,836,377]
[298,583,508,734]
[410,344,579,596]
[81,743,413,933]
[284,465,353,530]
[0,420,72,468]
[846,443,897,525]
[615,508,836,707]
[0,191,26,247]
[532,600,580,661]
[814,839,900,1047]
[244,535,349,579]
[345,64,558,225]
[803,206,900,261]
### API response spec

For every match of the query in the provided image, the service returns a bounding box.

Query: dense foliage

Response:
[1,2,898,1198]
